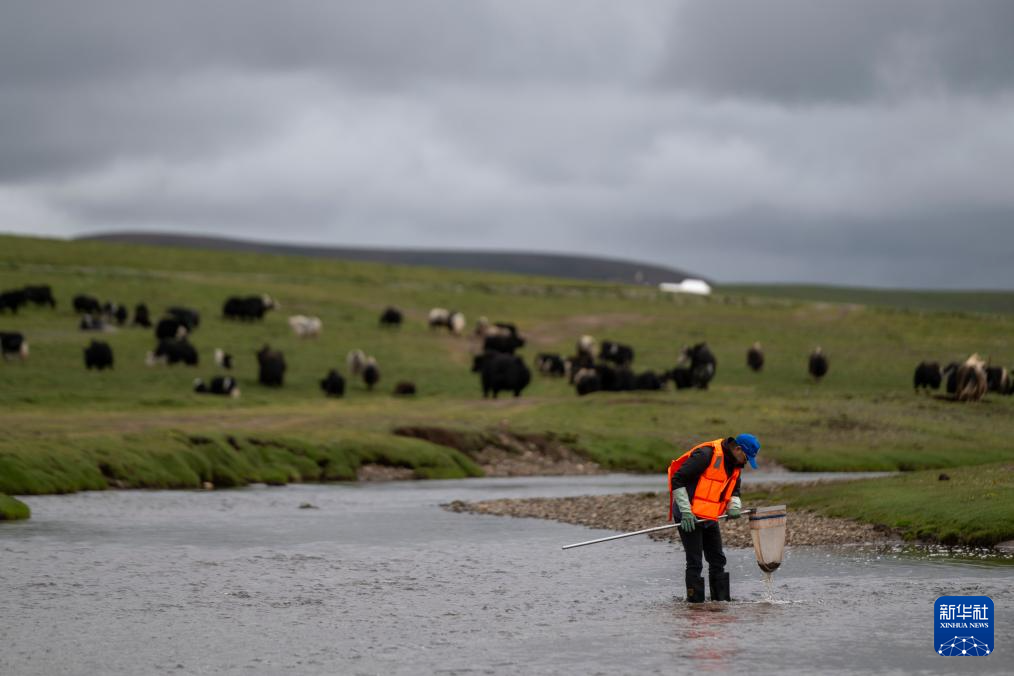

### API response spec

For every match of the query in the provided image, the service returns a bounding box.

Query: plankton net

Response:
[749,505,787,572]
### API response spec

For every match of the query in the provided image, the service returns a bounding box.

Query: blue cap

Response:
[735,434,761,469]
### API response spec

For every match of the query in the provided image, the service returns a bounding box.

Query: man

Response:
[667,433,761,603]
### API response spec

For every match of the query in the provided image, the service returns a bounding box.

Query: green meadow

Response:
[1,234,1013,544]
[745,461,1014,548]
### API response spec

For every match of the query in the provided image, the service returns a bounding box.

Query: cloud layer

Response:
[2,1,1013,287]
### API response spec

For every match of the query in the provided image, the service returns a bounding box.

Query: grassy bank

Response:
[744,462,1014,547]
[1,234,1013,544]
[0,493,31,520]
[0,429,482,495]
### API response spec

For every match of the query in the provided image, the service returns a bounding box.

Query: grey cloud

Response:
[0,74,300,182]
[659,0,1014,101]
[0,2,662,87]
[2,2,1014,288]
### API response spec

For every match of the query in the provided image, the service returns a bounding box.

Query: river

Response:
[1,474,1010,675]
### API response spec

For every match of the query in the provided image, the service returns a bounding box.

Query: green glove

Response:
[674,487,695,532]
[727,496,742,519]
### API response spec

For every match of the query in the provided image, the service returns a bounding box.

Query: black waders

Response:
[709,571,731,602]
[686,574,706,603]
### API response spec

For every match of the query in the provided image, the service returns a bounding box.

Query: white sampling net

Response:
[749,505,787,572]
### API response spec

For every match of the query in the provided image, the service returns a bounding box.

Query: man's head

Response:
[729,433,761,469]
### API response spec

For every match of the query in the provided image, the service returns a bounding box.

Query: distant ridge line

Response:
[79,232,701,286]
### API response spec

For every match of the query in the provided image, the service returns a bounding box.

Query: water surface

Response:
[2,475,1009,675]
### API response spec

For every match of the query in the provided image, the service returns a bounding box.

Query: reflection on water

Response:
[683,604,740,670]
[1,476,1010,675]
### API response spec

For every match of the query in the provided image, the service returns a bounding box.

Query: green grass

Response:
[723,284,1014,316]
[0,429,482,495]
[744,462,1014,547]
[0,493,30,520]
[1,234,1013,544]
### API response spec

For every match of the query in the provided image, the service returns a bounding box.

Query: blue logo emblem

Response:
[935,596,993,657]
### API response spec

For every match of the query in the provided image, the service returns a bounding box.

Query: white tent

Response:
[658,278,712,296]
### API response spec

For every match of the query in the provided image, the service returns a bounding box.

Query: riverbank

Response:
[445,460,1014,549]
[444,488,896,547]
[747,461,1014,548]
[0,493,30,520]
[4,426,1011,548]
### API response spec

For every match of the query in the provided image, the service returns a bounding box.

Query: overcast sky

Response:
[2,1,1014,288]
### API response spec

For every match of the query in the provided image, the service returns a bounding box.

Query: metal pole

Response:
[561,509,755,550]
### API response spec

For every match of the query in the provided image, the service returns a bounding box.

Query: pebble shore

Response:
[445,488,897,547]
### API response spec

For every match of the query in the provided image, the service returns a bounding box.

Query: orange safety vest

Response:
[667,439,741,522]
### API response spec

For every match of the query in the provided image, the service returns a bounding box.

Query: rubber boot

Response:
[686,575,706,604]
[709,571,731,602]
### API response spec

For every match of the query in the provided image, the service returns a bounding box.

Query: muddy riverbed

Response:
[2,476,1010,675]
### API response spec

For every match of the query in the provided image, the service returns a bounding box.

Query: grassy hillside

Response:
[83,231,698,286]
[1,233,1013,542]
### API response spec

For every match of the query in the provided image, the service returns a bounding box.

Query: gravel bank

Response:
[445,488,897,547]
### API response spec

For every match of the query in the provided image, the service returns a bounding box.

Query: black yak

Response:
[599,341,635,367]
[379,307,403,326]
[84,340,113,370]
[808,347,828,381]
[223,295,277,321]
[320,369,346,397]
[574,368,601,396]
[147,338,199,366]
[913,361,942,392]
[393,381,417,396]
[23,285,56,308]
[256,345,286,387]
[679,343,717,389]
[362,357,380,390]
[73,294,101,315]
[1,332,29,360]
[133,304,152,328]
[535,353,566,377]
[472,352,531,398]
[747,342,764,372]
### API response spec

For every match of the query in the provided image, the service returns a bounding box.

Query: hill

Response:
[80,231,700,286]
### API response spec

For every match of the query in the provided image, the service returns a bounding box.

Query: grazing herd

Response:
[913,355,1013,402]
[1,284,423,400]
[3,282,1014,406]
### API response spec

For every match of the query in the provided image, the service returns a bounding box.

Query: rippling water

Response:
[1,475,1010,675]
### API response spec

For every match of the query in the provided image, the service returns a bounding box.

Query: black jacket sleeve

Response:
[732,473,741,498]
[670,447,712,491]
